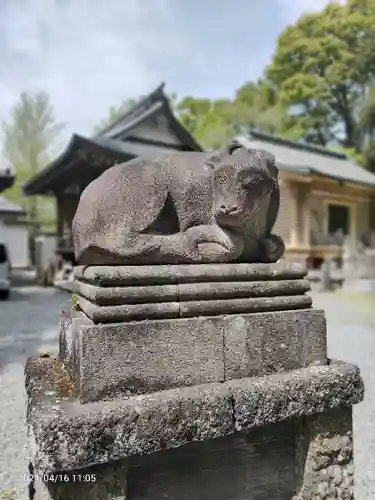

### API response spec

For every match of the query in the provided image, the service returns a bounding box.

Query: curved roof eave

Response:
[279,161,375,188]
[23,134,128,195]
[23,134,86,195]
[94,83,167,137]
[0,195,25,215]
[0,172,15,193]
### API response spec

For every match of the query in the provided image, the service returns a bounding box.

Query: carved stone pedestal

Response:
[25,262,364,499]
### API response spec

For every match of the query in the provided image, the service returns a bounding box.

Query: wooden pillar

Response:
[371,195,375,233]
[289,183,299,247]
[300,185,311,247]
[56,195,80,237]
[56,196,64,237]
[303,204,311,246]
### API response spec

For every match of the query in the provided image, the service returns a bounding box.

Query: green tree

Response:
[176,97,237,149]
[266,0,375,149]
[175,81,285,149]
[234,79,286,134]
[94,86,284,150]
[1,91,64,230]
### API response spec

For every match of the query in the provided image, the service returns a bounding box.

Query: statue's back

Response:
[72,152,214,262]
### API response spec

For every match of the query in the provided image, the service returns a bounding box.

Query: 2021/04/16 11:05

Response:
[24,473,97,483]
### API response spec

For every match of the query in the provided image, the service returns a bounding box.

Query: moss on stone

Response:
[71,293,80,311]
[0,491,16,500]
[51,359,78,399]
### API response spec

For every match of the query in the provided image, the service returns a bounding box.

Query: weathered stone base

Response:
[73,262,312,323]
[64,262,330,403]
[295,408,354,499]
[30,462,127,500]
[59,305,328,403]
[26,356,363,499]
[26,261,363,498]
[29,411,355,500]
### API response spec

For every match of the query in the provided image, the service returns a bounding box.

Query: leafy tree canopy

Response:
[1,90,64,230]
[266,0,375,150]
[74,0,375,171]
[174,80,286,149]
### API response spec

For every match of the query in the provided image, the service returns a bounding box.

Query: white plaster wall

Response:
[34,235,57,275]
[0,219,30,268]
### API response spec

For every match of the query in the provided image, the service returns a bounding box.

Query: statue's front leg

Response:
[259,233,285,263]
[190,225,244,263]
[78,225,244,265]
[135,224,244,264]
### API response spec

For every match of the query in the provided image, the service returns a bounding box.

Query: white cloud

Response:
[0,0,348,143]
[0,0,187,136]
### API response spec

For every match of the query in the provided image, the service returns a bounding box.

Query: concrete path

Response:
[0,288,67,499]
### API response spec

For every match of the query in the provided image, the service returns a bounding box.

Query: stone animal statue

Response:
[72,144,285,265]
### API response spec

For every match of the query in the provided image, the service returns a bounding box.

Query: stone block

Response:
[295,407,354,499]
[75,277,310,306]
[58,307,91,385]
[65,313,226,402]
[77,293,312,323]
[74,261,308,286]
[127,425,297,500]
[224,308,327,380]
[30,462,127,500]
[73,262,312,323]
[59,304,326,403]
[230,361,362,432]
[25,356,363,499]
[25,357,363,474]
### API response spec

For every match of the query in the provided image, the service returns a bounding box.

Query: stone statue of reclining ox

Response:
[72,143,285,266]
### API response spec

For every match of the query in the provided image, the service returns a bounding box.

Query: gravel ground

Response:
[0,287,374,499]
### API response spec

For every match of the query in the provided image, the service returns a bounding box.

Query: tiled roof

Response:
[24,83,203,195]
[0,164,15,193]
[235,131,375,187]
[0,196,24,214]
[90,136,179,160]
[95,86,165,139]
[94,82,201,151]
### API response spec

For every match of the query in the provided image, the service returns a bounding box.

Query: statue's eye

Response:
[241,181,251,188]
[237,168,254,184]
[240,177,257,187]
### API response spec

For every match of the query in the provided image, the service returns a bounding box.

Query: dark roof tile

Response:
[235,131,375,187]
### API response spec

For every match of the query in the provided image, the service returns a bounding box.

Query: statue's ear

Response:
[240,148,279,181]
[256,149,279,180]
[205,148,229,169]
[206,142,244,168]
[205,154,221,169]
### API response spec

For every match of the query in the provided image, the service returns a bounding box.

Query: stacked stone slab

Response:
[25,148,364,499]
[26,261,363,499]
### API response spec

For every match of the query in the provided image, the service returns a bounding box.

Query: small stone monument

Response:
[319,259,332,291]
[365,248,375,291]
[342,238,372,292]
[25,145,364,499]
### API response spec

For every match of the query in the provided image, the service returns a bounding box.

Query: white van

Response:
[0,243,11,299]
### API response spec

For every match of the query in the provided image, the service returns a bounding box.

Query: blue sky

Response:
[0,0,341,139]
